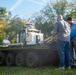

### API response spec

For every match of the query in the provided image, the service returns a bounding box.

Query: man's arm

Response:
[51,22,59,35]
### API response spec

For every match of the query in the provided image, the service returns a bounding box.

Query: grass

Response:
[0,66,76,75]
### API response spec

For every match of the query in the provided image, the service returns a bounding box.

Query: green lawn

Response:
[0,66,76,75]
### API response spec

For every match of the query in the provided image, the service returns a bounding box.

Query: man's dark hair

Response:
[67,17,73,21]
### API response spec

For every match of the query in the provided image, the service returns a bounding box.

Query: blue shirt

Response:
[70,23,76,40]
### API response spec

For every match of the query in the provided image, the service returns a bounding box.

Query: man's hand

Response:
[51,31,57,35]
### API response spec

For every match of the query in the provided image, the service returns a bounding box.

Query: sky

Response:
[0,0,51,19]
[0,0,73,19]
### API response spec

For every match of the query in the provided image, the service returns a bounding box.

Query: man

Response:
[2,35,10,47]
[67,17,76,40]
[67,17,76,65]
[51,15,71,70]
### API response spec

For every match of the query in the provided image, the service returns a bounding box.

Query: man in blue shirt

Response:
[67,17,76,66]
[67,17,76,40]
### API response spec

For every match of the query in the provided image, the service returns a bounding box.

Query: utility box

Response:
[26,32,44,45]
[18,23,44,45]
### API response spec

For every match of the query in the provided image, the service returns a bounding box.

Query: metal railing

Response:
[44,35,56,44]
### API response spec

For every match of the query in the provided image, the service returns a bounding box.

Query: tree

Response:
[5,16,27,43]
[0,7,28,44]
[5,11,12,23]
[66,0,76,18]
[0,7,7,44]
[52,0,68,17]
[0,19,7,44]
[32,3,56,37]
[0,7,7,19]
[32,0,75,37]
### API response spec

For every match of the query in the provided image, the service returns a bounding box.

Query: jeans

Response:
[57,39,71,67]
